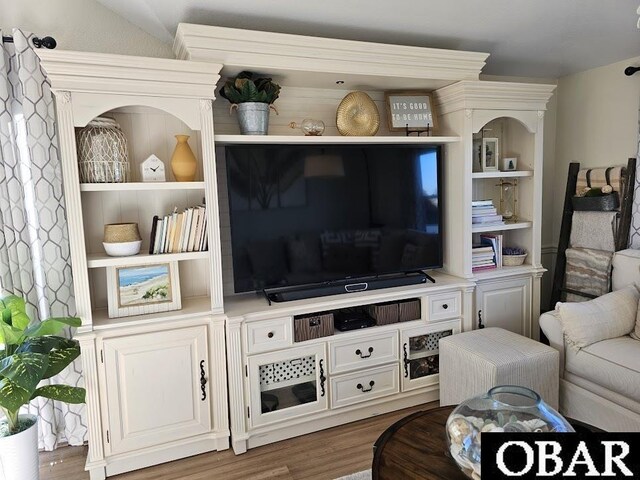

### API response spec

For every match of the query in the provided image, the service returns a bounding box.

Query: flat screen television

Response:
[225,144,443,294]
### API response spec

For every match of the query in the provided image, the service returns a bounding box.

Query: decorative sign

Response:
[385,91,438,133]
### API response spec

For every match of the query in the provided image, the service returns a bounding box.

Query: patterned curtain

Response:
[0,30,87,449]
[629,107,640,248]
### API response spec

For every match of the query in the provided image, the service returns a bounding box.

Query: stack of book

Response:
[472,200,504,228]
[472,245,496,272]
[480,233,502,270]
[149,205,208,255]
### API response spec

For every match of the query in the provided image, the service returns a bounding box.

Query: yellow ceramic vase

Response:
[171,135,197,182]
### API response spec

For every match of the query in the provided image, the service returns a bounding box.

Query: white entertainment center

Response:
[39,24,554,478]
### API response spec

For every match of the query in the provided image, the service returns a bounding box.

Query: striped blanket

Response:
[564,247,613,302]
[576,166,624,194]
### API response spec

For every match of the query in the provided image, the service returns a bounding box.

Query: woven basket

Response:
[103,223,141,243]
[503,254,527,266]
[398,299,421,322]
[294,312,334,342]
[572,192,619,211]
[366,302,399,325]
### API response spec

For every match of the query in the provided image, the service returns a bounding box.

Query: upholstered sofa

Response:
[540,248,640,431]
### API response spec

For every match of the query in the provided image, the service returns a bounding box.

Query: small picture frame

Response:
[107,262,181,318]
[481,138,499,172]
[384,91,438,134]
[501,157,518,171]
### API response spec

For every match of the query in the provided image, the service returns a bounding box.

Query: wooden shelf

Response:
[80,182,205,192]
[214,135,460,145]
[86,251,209,268]
[472,220,532,234]
[409,350,439,360]
[473,264,537,280]
[92,295,212,330]
[260,374,316,392]
[472,171,533,179]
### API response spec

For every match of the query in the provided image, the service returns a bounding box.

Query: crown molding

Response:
[38,50,222,99]
[434,81,556,115]
[173,24,489,89]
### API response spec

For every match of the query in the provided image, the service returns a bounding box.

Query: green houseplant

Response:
[0,291,85,480]
[219,71,281,135]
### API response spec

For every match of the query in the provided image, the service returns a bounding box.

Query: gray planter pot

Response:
[230,102,278,135]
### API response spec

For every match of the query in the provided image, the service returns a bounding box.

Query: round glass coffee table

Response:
[372,406,600,480]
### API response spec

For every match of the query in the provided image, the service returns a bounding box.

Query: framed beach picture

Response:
[106,262,181,318]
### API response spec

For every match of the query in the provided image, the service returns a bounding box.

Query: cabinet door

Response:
[400,319,460,392]
[103,325,211,455]
[476,277,531,336]
[247,344,328,427]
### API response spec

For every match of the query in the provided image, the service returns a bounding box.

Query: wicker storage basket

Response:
[503,254,527,266]
[398,299,421,322]
[366,301,399,325]
[572,192,619,211]
[294,312,334,342]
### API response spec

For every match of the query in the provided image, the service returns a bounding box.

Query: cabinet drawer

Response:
[246,317,292,354]
[428,292,461,322]
[329,331,398,374]
[330,364,399,409]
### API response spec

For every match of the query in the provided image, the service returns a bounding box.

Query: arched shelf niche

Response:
[78,105,204,183]
[72,97,202,131]
[473,115,537,173]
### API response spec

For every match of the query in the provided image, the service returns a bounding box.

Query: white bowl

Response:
[103,240,142,257]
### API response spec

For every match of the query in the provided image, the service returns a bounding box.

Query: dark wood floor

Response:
[40,403,434,480]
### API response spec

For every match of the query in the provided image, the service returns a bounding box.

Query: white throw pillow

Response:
[558,285,639,348]
[632,299,640,341]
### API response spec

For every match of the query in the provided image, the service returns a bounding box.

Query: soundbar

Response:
[264,272,429,303]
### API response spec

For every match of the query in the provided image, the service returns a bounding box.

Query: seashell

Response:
[582,186,591,193]
[481,422,498,432]
[448,417,474,445]
[504,421,531,433]
[602,184,613,194]
[521,419,547,431]
[467,416,486,430]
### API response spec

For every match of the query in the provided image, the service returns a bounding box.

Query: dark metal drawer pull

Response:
[267,331,274,338]
[356,380,375,392]
[442,303,449,310]
[200,360,207,401]
[355,347,374,358]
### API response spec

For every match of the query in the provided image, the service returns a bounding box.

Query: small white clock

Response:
[140,154,166,182]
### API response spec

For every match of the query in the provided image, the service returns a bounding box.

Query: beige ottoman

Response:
[439,327,559,409]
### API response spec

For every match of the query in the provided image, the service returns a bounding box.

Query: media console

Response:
[224,271,475,454]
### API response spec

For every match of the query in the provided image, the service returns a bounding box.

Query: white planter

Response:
[0,415,39,480]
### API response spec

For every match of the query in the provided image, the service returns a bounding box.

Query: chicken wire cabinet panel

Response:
[400,319,461,392]
[247,344,328,427]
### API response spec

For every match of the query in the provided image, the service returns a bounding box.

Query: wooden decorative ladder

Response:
[550,158,636,307]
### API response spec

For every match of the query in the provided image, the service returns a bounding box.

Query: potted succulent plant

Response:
[219,71,281,135]
[0,292,85,480]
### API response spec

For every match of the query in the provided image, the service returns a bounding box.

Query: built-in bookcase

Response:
[75,107,214,326]
[470,116,538,275]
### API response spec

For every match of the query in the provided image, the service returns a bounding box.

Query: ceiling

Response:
[96,0,640,78]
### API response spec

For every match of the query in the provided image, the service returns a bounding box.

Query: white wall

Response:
[554,56,640,241]
[0,0,173,58]
[541,55,640,309]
